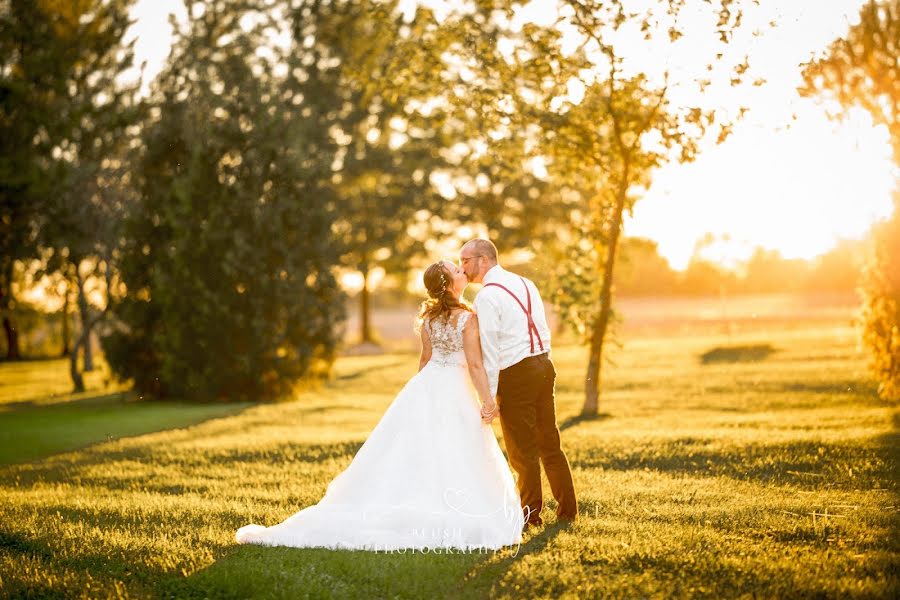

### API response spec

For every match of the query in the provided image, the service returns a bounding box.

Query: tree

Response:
[802,0,900,400]
[0,0,73,359]
[1,0,138,374]
[311,0,452,344]
[447,0,760,414]
[41,0,140,390]
[859,193,900,401]
[52,162,132,392]
[801,239,865,293]
[614,237,679,296]
[102,0,344,401]
[800,0,900,166]
[740,248,808,294]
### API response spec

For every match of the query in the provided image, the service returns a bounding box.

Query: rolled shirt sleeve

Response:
[474,290,502,399]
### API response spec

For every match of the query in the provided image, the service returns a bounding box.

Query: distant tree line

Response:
[614,237,866,297]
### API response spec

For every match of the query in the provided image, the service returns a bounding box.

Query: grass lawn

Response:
[0,394,252,466]
[0,356,120,406]
[0,323,896,598]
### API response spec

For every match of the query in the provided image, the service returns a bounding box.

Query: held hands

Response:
[480,400,499,424]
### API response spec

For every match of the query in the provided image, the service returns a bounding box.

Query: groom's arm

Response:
[474,291,501,399]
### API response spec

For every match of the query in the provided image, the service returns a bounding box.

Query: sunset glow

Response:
[626,103,895,270]
[129,0,897,272]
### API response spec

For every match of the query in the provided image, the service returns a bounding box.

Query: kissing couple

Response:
[236,238,578,551]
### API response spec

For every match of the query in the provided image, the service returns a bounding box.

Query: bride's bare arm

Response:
[418,323,432,371]
[462,313,498,417]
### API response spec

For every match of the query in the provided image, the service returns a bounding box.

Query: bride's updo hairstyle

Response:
[415,261,470,331]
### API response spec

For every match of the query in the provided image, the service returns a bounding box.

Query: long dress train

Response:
[235,311,524,551]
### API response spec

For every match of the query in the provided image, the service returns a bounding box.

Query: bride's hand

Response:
[480,403,498,424]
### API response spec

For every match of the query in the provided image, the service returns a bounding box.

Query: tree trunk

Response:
[360,262,372,343]
[70,334,85,393]
[70,266,86,392]
[60,276,71,357]
[582,177,629,415]
[1,316,19,361]
[72,261,94,385]
[69,260,112,392]
[82,330,94,371]
[76,269,94,372]
[0,262,21,360]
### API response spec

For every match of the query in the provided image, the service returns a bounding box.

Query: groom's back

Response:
[476,265,551,355]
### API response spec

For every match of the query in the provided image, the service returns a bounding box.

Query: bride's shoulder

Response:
[453,308,477,328]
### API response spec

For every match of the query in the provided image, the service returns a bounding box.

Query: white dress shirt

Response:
[473,265,552,398]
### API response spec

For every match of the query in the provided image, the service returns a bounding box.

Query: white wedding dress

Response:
[235,311,524,551]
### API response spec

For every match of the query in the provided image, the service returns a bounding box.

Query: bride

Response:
[235,260,524,551]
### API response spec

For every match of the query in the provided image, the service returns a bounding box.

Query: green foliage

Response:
[859,199,900,401]
[307,0,455,340]
[802,0,900,401]
[442,0,761,410]
[439,2,585,250]
[0,0,139,360]
[0,0,69,284]
[102,0,344,401]
[801,0,900,166]
[321,1,450,272]
[537,225,614,343]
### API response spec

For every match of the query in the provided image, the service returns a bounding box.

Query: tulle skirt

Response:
[235,361,524,551]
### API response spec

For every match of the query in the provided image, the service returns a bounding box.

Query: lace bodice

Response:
[427,311,471,368]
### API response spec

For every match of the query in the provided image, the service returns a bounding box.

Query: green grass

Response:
[0,393,252,466]
[0,323,897,598]
[0,356,122,406]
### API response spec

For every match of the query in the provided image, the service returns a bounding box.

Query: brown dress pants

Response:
[497,353,577,526]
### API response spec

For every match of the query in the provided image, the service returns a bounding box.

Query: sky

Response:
[127,0,896,272]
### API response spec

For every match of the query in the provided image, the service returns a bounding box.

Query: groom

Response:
[459,239,578,529]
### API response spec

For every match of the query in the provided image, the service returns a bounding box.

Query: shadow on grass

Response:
[581,543,796,597]
[559,412,612,432]
[0,529,54,561]
[0,356,72,364]
[775,380,881,395]
[167,546,483,599]
[0,525,165,598]
[579,537,897,598]
[570,436,897,490]
[699,379,882,399]
[1,438,364,491]
[2,501,557,599]
[885,412,900,560]
[166,520,571,599]
[700,344,776,364]
[457,519,573,597]
[0,426,525,599]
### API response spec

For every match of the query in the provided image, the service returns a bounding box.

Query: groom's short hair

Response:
[465,238,498,263]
